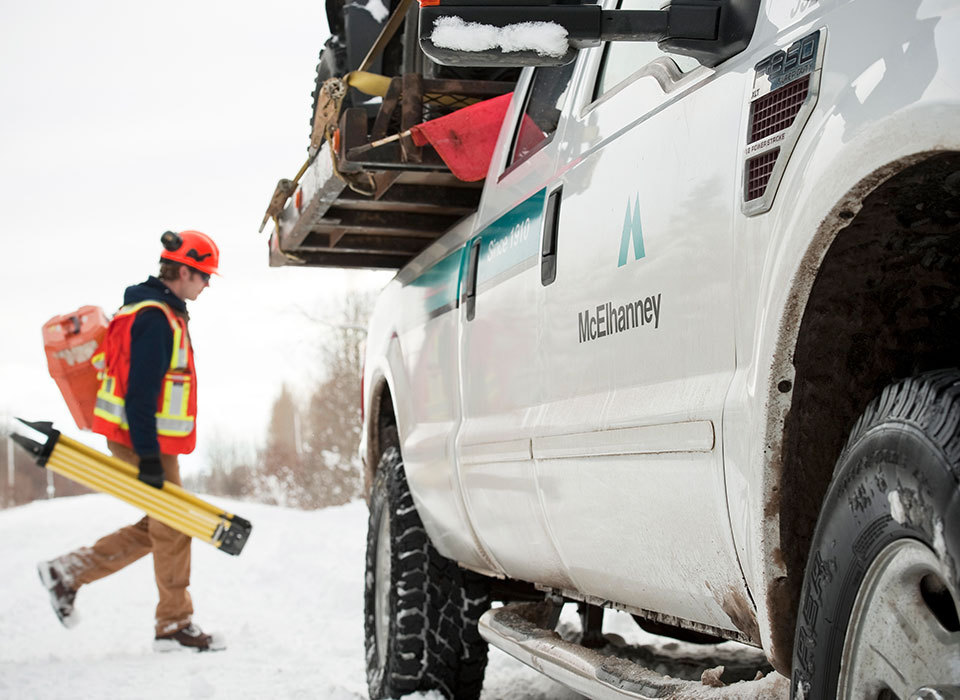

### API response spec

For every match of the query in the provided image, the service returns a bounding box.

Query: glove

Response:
[138,455,164,489]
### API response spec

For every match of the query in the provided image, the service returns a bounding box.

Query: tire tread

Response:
[843,369,960,479]
[365,445,490,700]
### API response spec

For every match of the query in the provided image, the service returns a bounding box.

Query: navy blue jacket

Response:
[122,277,188,457]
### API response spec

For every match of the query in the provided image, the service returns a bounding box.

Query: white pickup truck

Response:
[355,0,960,698]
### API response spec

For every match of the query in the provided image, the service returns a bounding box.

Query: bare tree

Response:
[185,429,256,499]
[185,291,375,509]
[297,292,372,506]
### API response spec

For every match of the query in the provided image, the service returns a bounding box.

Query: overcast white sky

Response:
[0,1,393,474]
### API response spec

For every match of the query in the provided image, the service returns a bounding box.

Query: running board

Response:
[12,419,252,556]
[479,602,716,699]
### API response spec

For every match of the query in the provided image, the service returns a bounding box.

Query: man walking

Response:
[38,230,224,652]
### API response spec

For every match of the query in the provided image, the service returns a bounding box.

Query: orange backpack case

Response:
[43,306,109,431]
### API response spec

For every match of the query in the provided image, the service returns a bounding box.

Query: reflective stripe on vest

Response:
[93,392,126,426]
[94,391,195,435]
[93,301,195,439]
[158,372,194,435]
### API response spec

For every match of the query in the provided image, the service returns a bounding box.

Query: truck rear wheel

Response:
[364,443,491,699]
[791,370,960,699]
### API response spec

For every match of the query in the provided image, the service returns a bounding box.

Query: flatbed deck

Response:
[267,75,513,270]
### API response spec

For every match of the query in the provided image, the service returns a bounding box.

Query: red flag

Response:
[410,92,516,182]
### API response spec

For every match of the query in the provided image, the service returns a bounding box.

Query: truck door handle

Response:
[463,239,481,321]
[541,187,562,286]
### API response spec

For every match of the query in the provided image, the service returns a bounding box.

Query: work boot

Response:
[153,623,226,653]
[37,561,79,628]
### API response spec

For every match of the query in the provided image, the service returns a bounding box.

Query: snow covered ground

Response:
[0,495,787,699]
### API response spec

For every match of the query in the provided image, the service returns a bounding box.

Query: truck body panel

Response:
[342,0,960,675]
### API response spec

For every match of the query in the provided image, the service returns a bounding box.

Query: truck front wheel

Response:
[791,370,960,699]
[364,444,491,699]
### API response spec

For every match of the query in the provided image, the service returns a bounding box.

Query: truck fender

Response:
[731,87,960,670]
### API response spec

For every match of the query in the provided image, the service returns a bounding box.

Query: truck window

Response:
[593,0,701,99]
[508,62,577,169]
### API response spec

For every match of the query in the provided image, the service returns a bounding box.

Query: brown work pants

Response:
[54,440,193,636]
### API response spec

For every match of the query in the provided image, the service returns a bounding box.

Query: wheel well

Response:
[773,151,960,666]
[364,379,397,498]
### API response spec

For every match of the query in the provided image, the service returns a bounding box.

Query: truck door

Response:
[533,0,754,635]
[454,63,579,589]
[393,244,496,571]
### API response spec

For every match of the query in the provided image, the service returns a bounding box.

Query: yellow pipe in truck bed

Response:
[12,419,251,556]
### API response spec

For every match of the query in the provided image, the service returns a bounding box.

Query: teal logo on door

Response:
[618,195,645,267]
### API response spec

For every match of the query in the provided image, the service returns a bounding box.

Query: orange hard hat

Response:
[159,230,220,275]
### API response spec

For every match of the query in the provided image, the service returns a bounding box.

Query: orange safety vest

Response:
[91,300,197,454]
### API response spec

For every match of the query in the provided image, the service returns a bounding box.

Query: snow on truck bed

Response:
[0,495,786,699]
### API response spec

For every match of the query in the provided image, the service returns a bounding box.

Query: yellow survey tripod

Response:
[12,419,252,556]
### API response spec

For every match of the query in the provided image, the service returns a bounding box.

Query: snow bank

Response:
[431,16,569,58]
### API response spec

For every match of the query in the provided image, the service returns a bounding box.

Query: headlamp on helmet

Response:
[159,230,220,276]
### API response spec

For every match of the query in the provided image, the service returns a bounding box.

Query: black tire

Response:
[791,370,960,699]
[364,444,491,699]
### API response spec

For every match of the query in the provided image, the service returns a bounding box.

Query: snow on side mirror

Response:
[417,0,761,69]
[418,1,596,67]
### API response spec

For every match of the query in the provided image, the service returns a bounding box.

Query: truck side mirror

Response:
[418,0,760,68]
